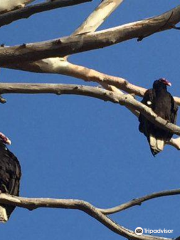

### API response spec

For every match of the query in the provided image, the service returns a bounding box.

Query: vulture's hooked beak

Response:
[6,138,11,145]
[161,78,172,87]
[0,132,11,145]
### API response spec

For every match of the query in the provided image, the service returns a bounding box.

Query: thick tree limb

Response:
[3,0,124,76]
[0,0,92,27]
[0,0,124,73]
[67,0,124,61]
[0,5,180,65]
[3,0,127,94]
[0,83,180,137]
[0,193,174,240]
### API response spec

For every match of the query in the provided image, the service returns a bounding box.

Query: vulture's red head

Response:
[153,78,172,90]
[0,132,11,145]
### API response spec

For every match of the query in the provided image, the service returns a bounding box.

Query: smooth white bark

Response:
[0,0,35,13]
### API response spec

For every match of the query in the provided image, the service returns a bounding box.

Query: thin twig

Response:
[98,189,180,214]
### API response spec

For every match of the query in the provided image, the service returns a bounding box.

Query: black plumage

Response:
[0,133,21,222]
[139,78,178,156]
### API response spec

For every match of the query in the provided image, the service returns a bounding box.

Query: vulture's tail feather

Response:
[0,206,8,223]
[149,135,165,156]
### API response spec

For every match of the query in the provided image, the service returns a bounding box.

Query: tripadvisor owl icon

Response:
[135,227,143,235]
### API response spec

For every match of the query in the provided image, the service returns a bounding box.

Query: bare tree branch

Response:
[2,0,124,77]
[2,0,180,140]
[0,5,180,65]
[0,193,173,240]
[5,60,180,105]
[0,2,179,238]
[0,82,180,137]
[0,0,92,27]
[168,137,180,150]
[98,189,180,214]
[67,0,124,61]
[0,0,35,14]
[4,61,180,149]
[103,85,180,150]
[72,0,124,35]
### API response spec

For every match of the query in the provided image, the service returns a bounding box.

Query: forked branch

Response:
[1,189,180,240]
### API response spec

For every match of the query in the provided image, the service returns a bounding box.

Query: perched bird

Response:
[139,78,178,156]
[0,132,21,222]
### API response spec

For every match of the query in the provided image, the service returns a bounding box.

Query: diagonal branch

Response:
[0,193,172,240]
[0,82,180,136]
[0,5,180,65]
[67,0,124,60]
[98,189,180,214]
[0,0,92,27]
[72,0,124,35]
[102,85,180,150]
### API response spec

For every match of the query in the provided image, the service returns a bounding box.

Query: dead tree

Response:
[0,1,180,239]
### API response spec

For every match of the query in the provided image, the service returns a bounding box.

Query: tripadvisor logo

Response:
[135,227,143,235]
[135,227,173,235]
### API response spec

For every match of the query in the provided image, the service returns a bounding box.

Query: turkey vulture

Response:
[139,78,178,156]
[0,132,21,222]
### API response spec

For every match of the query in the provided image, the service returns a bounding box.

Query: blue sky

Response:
[1,0,180,239]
